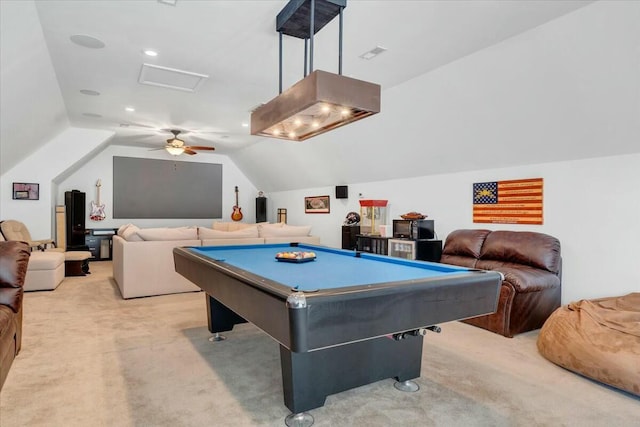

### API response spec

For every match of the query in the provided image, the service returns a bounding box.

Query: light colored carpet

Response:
[1,261,638,427]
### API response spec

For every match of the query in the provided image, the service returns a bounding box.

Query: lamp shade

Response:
[251,70,381,141]
[166,146,185,156]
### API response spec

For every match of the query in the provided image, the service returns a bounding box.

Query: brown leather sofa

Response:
[440,229,561,337]
[0,240,30,390]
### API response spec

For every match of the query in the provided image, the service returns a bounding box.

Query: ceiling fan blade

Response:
[186,146,215,151]
[184,149,197,155]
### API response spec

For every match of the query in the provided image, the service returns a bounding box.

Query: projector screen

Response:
[113,156,222,219]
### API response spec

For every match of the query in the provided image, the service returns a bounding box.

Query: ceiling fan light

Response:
[166,146,185,156]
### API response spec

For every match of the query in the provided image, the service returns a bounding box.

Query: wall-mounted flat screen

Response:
[113,156,222,219]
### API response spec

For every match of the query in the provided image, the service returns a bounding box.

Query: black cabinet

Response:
[388,239,442,262]
[415,239,442,262]
[356,235,391,255]
[341,226,360,250]
[85,228,117,260]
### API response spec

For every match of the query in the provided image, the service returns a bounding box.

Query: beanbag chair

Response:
[537,293,640,396]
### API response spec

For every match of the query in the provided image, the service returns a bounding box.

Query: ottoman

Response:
[24,251,65,291]
[64,251,92,276]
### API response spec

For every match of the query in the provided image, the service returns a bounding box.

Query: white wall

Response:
[56,144,259,230]
[0,127,113,239]
[269,153,640,305]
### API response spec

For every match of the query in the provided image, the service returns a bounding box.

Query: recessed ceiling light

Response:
[125,107,135,112]
[359,46,387,60]
[82,113,103,118]
[80,89,100,96]
[70,34,106,49]
[241,123,249,128]
[143,50,158,57]
[157,0,177,5]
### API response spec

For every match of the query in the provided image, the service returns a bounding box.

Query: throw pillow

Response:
[212,222,257,232]
[212,222,230,231]
[121,225,143,241]
[229,222,255,232]
[199,226,259,239]
[136,227,198,241]
[117,223,134,236]
[259,224,311,238]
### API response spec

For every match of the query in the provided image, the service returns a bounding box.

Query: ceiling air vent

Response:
[138,63,208,92]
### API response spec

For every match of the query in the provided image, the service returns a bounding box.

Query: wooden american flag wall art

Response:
[472,178,543,225]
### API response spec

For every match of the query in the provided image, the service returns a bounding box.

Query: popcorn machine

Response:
[358,199,388,235]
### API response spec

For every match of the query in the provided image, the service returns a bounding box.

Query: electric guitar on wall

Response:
[90,179,106,221]
[231,186,243,221]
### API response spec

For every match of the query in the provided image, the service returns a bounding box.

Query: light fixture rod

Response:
[309,0,315,73]
[338,6,343,74]
[279,32,283,94]
[304,39,308,77]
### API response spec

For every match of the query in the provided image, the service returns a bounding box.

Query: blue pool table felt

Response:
[191,244,470,292]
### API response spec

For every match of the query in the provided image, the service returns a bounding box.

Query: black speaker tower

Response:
[65,190,86,249]
[256,197,267,223]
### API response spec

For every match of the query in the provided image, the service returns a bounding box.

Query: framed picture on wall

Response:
[305,195,330,214]
[12,182,39,200]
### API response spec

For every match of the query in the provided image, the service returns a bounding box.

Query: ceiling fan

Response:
[156,129,216,156]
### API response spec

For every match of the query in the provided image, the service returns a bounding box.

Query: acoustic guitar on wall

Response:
[231,186,243,221]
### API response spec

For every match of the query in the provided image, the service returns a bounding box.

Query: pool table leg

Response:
[279,334,423,414]
[206,294,247,335]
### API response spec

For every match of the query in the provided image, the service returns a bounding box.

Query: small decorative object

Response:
[275,251,316,263]
[343,211,360,225]
[258,190,264,197]
[305,195,330,214]
[12,183,39,200]
[400,211,427,220]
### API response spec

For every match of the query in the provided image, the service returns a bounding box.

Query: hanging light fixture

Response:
[251,0,380,142]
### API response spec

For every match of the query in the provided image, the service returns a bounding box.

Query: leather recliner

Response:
[0,240,30,389]
[440,229,562,337]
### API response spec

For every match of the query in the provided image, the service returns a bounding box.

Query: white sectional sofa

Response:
[112,222,320,299]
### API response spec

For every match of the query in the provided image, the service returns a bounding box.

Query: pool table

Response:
[173,243,501,415]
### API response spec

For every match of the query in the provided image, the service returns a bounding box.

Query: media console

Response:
[85,228,117,260]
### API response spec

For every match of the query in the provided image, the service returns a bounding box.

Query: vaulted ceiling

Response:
[6,0,634,192]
